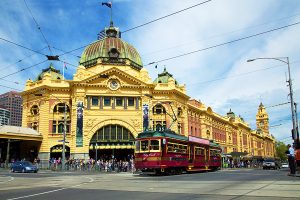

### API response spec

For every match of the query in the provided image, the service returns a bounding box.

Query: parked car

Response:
[262,158,281,170]
[281,162,289,168]
[11,161,38,173]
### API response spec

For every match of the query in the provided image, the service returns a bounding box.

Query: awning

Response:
[89,145,135,150]
[230,152,248,157]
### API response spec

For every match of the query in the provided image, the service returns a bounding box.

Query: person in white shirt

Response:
[287,144,296,176]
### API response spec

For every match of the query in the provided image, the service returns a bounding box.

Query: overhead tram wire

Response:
[24,0,53,55]
[0,37,47,57]
[0,59,48,80]
[146,21,300,66]
[52,47,81,58]
[56,0,213,57]
[0,46,48,72]
[3,22,300,87]
[266,102,290,108]
[0,84,22,92]
[121,0,213,33]
[189,60,300,85]
[141,12,300,57]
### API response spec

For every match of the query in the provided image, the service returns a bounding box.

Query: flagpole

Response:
[110,5,113,26]
[62,62,65,81]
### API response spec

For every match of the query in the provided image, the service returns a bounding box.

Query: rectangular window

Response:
[150,139,160,151]
[104,97,111,106]
[128,97,134,106]
[52,121,57,133]
[195,147,205,155]
[141,140,149,151]
[135,141,140,153]
[92,97,99,106]
[116,97,123,106]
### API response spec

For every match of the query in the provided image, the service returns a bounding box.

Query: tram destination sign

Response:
[188,136,210,145]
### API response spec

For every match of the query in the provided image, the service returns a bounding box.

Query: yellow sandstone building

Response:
[21,24,275,165]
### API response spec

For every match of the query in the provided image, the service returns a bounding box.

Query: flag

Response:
[97,30,106,40]
[64,62,67,70]
[102,2,112,8]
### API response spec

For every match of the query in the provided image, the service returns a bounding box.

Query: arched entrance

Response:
[89,124,135,161]
[50,145,70,160]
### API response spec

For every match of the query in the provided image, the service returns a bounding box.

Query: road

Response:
[0,168,299,200]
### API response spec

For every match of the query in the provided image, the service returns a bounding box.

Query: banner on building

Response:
[76,101,84,147]
[142,104,149,131]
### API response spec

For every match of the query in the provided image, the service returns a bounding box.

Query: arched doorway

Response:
[50,145,70,160]
[89,124,135,162]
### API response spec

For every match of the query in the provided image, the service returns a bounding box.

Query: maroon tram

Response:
[134,130,222,175]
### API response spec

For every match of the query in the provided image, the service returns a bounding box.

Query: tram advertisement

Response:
[142,104,149,131]
[76,101,84,147]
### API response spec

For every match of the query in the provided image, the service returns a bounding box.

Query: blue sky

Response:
[0,0,299,144]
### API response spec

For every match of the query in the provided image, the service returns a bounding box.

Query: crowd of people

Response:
[48,155,135,172]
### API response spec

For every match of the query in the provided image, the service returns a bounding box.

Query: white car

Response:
[281,163,289,168]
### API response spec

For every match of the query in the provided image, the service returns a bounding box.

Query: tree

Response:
[275,141,288,161]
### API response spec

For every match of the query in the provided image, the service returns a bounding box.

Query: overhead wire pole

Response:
[62,102,67,170]
[247,57,299,149]
[35,91,69,170]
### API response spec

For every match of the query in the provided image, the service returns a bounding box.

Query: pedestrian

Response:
[286,144,296,176]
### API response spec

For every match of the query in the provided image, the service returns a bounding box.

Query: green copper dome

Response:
[79,26,143,70]
[154,67,178,85]
[36,63,63,81]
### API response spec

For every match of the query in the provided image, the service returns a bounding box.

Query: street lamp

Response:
[95,143,98,161]
[247,57,299,148]
[62,103,67,170]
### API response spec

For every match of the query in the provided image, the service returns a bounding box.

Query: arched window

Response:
[90,124,134,143]
[53,103,70,113]
[206,130,210,138]
[52,103,71,134]
[177,107,182,117]
[30,105,39,115]
[152,104,166,115]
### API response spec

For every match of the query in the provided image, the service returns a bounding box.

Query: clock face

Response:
[109,80,119,90]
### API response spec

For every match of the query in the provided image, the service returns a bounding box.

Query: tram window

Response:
[210,149,220,156]
[167,143,174,152]
[135,141,140,153]
[195,147,205,155]
[180,145,187,154]
[141,140,149,151]
[150,140,160,151]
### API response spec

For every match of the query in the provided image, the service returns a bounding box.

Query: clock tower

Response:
[256,102,269,136]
